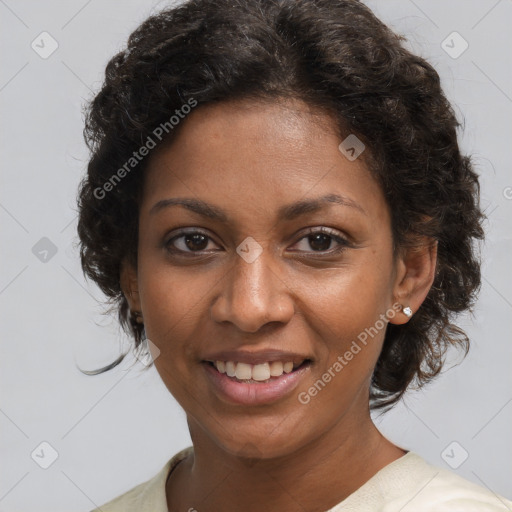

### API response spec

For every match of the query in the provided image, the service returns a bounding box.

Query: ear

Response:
[120,257,142,317]
[389,238,438,325]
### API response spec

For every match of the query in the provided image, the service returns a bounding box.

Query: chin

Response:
[209,421,309,462]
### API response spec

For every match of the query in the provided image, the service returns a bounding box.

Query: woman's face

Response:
[124,98,405,459]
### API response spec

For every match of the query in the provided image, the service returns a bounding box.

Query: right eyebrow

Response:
[149,197,228,222]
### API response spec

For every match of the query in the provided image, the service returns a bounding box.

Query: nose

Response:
[210,250,295,333]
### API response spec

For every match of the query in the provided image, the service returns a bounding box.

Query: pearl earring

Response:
[402,306,413,318]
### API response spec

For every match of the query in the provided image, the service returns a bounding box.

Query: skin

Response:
[121,98,437,512]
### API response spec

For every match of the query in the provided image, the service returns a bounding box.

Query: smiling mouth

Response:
[202,358,313,405]
[203,359,312,383]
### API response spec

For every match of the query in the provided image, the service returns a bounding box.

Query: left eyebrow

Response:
[277,193,367,220]
[148,193,367,221]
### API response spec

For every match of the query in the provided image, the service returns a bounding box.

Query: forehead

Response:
[141,98,388,226]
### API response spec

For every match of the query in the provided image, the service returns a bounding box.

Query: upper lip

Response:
[202,349,312,366]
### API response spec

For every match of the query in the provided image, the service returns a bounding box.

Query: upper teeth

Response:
[214,361,295,381]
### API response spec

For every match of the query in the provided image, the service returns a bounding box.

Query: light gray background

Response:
[1,0,511,510]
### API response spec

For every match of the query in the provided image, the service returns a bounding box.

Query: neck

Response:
[166,410,405,512]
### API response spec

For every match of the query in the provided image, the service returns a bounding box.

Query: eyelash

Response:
[164,227,351,257]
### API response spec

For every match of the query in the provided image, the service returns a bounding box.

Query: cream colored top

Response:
[91,447,512,511]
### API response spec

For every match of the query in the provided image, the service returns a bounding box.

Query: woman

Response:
[77,0,511,510]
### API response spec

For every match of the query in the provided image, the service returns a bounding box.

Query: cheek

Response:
[301,255,393,337]
[136,254,209,369]
[138,266,207,406]
[296,253,394,382]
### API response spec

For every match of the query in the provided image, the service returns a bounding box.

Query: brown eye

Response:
[165,230,220,254]
[307,233,334,252]
[290,227,350,255]
[183,233,209,251]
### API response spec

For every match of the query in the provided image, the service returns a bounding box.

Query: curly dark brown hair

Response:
[76,0,485,409]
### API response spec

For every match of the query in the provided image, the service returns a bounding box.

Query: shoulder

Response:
[333,451,512,512]
[89,446,193,512]
[381,452,512,512]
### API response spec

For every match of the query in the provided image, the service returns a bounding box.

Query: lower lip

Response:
[203,361,311,406]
